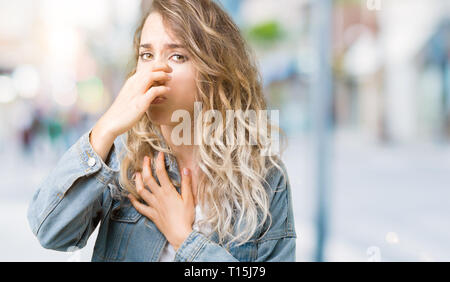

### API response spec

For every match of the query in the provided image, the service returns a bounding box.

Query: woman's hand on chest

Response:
[128,151,195,251]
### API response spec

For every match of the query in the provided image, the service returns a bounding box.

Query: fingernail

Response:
[144,156,148,163]
[183,168,189,175]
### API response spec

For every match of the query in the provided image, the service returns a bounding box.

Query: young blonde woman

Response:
[27,0,296,262]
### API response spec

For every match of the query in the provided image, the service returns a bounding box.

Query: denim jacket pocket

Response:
[93,198,143,261]
[110,198,142,223]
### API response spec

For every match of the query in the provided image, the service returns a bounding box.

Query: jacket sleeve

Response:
[173,161,297,262]
[26,127,124,251]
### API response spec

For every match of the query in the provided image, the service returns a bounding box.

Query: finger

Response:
[145,71,172,91]
[137,71,172,94]
[155,152,172,188]
[135,172,158,207]
[181,167,194,205]
[134,171,145,193]
[142,85,171,107]
[128,193,157,220]
[142,156,159,191]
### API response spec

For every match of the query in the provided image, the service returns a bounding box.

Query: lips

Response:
[151,96,167,104]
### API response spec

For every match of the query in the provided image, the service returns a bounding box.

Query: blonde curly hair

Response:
[119,0,287,247]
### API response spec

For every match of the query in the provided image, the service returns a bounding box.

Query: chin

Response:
[147,108,169,125]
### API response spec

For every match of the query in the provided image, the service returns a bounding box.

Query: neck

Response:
[159,124,196,170]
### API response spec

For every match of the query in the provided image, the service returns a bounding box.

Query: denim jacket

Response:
[27,127,297,262]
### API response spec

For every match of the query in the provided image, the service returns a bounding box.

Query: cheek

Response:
[168,68,197,106]
[135,60,144,72]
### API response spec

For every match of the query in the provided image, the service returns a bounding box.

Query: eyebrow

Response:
[139,43,185,50]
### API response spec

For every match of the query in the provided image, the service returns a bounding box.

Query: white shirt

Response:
[158,204,210,262]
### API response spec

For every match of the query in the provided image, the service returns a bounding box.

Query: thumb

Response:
[181,167,194,205]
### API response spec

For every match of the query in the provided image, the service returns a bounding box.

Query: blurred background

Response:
[0,0,449,262]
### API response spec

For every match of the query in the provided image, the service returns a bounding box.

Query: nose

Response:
[151,60,173,74]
